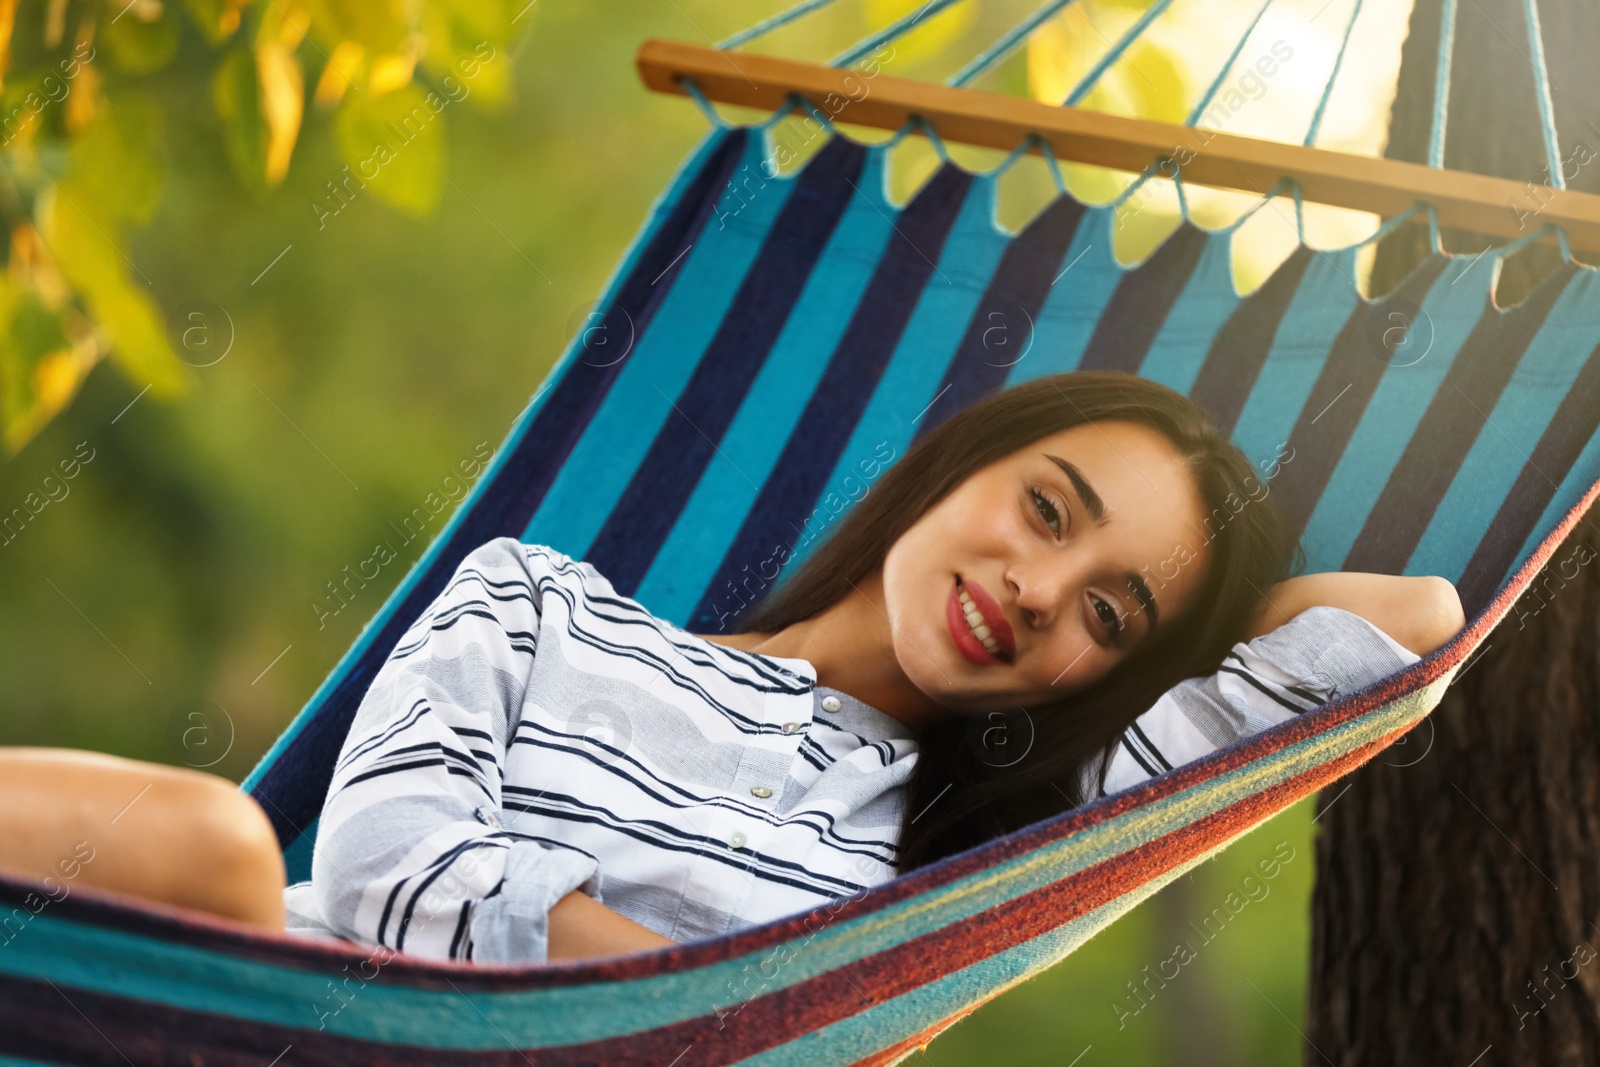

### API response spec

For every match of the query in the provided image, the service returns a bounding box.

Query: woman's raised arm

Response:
[1243,572,1466,657]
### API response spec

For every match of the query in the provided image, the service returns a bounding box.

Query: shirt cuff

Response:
[468,842,603,964]
[1282,605,1422,700]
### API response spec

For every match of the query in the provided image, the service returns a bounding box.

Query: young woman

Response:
[0,371,1463,962]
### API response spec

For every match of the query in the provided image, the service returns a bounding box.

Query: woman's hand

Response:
[1243,572,1465,658]
[545,887,678,961]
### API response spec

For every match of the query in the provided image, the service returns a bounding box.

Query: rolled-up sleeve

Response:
[1082,606,1423,799]
[310,536,602,963]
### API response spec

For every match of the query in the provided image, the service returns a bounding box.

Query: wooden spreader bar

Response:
[637,38,1600,254]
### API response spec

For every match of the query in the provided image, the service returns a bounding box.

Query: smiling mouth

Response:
[948,575,1015,665]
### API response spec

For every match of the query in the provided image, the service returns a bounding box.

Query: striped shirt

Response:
[283,538,1418,963]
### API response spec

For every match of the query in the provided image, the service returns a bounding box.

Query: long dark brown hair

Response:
[734,370,1303,873]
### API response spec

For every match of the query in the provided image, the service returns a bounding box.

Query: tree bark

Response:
[1307,1,1600,1063]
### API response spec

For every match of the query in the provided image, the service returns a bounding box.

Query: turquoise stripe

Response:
[1299,262,1487,571]
[522,131,797,556]
[1137,231,1242,393]
[1228,249,1361,472]
[283,814,318,883]
[12,681,1437,1050]
[1007,207,1123,385]
[633,147,899,621]
[1410,270,1600,581]
[240,125,741,793]
[790,170,1011,576]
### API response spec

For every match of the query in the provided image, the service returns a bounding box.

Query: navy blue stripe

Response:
[912,194,1088,441]
[1344,263,1577,576]
[687,162,976,632]
[250,128,752,848]
[1075,223,1209,376]
[1270,255,1451,540]
[1189,245,1314,434]
[587,135,871,596]
[1458,337,1600,613]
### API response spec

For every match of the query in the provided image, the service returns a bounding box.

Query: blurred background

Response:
[0,0,1418,1061]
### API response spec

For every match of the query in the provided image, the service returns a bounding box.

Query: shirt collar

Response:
[706,645,919,744]
[813,683,919,743]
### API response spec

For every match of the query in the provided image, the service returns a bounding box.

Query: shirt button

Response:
[821,695,842,712]
[750,785,772,798]
[782,722,800,734]
[728,831,747,849]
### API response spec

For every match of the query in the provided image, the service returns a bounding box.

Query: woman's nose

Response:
[1008,552,1090,630]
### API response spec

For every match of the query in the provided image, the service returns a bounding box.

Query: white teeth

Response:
[957,587,1003,658]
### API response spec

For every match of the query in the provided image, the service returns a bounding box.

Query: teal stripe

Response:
[633,148,899,621]
[1300,263,1487,571]
[12,681,1440,1049]
[1136,232,1241,393]
[1228,249,1361,472]
[790,171,1011,576]
[521,131,796,556]
[283,815,318,883]
[1410,270,1600,581]
[1007,208,1122,385]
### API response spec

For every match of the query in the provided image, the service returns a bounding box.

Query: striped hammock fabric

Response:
[4,111,1597,1066]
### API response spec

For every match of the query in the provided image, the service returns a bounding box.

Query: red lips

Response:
[946,575,1016,666]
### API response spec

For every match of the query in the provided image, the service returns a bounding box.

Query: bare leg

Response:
[0,748,286,930]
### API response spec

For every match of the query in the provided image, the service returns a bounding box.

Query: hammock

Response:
[7,2,1600,1064]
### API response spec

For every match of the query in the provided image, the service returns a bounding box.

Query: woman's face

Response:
[880,419,1213,714]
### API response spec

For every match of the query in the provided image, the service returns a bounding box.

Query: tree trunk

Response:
[1307,1,1600,1063]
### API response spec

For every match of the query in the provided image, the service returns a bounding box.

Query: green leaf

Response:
[69,96,164,224]
[213,46,270,198]
[334,83,445,216]
[103,5,180,74]
[41,181,187,395]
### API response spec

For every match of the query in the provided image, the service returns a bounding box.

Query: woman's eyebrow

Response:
[1043,453,1108,526]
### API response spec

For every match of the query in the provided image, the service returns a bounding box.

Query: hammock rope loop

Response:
[791,91,841,138]
[1520,0,1565,189]
[1035,134,1068,195]
[678,75,734,130]
[1428,0,1458,168]
[912,112,953,164]
[1303,0,1364,148]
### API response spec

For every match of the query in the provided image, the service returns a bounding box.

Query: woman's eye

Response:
[1092,595,1124,642]
[1030,487,1062,536]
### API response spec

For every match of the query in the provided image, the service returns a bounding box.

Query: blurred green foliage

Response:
[0,0,518,454]
[0,1,1318,1062]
